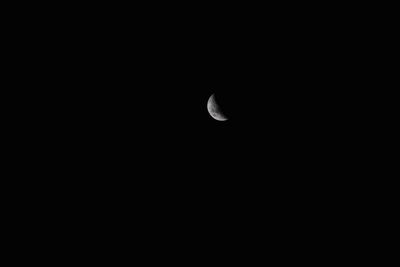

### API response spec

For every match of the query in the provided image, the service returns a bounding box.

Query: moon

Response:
[207,94,228,121]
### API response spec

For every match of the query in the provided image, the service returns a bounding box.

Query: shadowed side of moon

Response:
[207,94,228,121]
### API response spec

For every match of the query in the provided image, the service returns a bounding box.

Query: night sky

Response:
[43,4,364,199]
[4,2,385,261]
[21,4,373,253]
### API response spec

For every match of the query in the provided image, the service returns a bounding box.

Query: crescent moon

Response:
[207,94,228,121]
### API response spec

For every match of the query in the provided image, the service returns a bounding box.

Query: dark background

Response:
[8,3,382,256]
[47,5,366,185]
[19,3,372,203]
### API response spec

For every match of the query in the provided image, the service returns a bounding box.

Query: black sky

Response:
[26,3,373,223]
[6,3,385,257]
[51,6,359,177]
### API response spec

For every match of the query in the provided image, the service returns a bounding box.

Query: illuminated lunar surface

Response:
[207,94,228,121]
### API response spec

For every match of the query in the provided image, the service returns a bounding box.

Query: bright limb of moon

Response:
[207,94,228,121]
